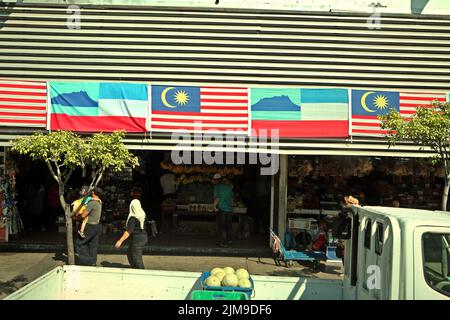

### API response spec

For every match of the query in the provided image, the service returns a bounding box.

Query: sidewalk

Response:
[0,231,271,257]
[0,251,343,299]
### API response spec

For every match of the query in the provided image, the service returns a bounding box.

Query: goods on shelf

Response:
[161,197,176,207]
[176,174,211,186]
[288,159,313,177]
[317,157,373,177]
[160,162,244,176]
[100,167,139,222]
[288,156,374,178]
[287,195,303,211]
[377,158,440,178]
[104,167,133,182]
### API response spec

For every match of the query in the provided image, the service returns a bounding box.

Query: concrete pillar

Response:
[270,174,275,231]
[277,154,288,244]
[269,173,275,246]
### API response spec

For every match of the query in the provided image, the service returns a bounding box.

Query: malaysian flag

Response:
[0,79,47,127]
[150,85,248,134]
[351,90,447,136]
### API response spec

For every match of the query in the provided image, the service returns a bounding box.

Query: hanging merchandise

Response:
[0,194,7,242]
[136,155,146,175]
[0,156,24,242]
[160,162,244,176]
[288,156,374,178]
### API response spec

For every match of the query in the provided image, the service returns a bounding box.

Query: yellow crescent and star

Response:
[161,87,190,109]
[360,91,389,112]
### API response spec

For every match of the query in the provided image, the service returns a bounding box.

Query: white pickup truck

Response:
[340,206,450,300]
[4,206,450,300]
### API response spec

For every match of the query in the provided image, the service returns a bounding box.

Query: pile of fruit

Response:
[204,267,252,288]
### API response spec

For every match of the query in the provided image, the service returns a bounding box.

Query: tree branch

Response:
[63,170,73,185]
[46,160,59,183]
[93,168,105,188]
[55,164,62,181]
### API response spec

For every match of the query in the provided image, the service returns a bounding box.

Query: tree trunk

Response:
[58,183,75,265]
[442,177,449,212]
[65,207,75,265]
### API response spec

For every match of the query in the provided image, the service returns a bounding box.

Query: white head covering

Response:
[127,199,146,230]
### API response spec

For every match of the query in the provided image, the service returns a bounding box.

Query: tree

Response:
[379,101,450,211]
[11,130,139,264]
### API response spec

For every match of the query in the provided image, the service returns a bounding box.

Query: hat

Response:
[213,173,222,180]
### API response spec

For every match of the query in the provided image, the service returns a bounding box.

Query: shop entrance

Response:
[2,149,272,254]
[284,155,446,253]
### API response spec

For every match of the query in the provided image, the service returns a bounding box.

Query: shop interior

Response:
[1,151,447,251]
[1,150,271,250]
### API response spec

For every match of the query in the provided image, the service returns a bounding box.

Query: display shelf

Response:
[287,209,339,216]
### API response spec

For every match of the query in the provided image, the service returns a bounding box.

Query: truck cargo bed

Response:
[4,265,342,300]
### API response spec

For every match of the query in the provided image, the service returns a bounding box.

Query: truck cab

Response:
[339,206,450,300]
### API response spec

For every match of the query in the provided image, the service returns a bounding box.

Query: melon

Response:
[210,267,224,276]
[222,274,239,287]
[238,278,252,288]
[205,275,221,287]
[215,271,226,282]
[223,267,235,274]
[235,268,250,280]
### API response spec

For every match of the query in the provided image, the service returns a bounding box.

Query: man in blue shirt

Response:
[212,173,234,247]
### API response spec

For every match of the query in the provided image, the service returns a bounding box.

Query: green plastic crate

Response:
[190,290,249,300]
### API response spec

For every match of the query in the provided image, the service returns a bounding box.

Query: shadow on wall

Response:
[0,1,23,30]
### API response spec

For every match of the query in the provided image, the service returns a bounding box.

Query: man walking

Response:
[75,186,103,266]
[212,174,234,247]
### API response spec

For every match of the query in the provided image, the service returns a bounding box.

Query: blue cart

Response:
[269,228,327,271]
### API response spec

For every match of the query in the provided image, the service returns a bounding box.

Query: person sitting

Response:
[344,195,360,206]
[311,221,328,252]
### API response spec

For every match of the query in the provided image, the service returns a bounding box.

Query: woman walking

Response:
[115,199,148,269]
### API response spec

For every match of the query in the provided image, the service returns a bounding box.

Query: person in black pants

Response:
[115,199,148,269]
[212,174,234,248]
[75,187,103,266]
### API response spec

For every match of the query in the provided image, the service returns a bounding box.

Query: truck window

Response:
[422,233,450,297]
[364,219,372,250]
[375,222,383,255]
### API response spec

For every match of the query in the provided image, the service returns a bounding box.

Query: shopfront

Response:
[273,154,448,248]
[0,148,273,252]
[1,1,450,254]
[0,140,448,254]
